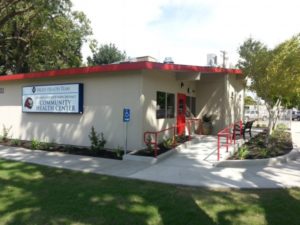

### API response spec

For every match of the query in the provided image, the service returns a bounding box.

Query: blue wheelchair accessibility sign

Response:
[123,108,130,122]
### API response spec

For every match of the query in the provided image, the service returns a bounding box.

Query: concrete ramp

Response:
[162,135,237,167]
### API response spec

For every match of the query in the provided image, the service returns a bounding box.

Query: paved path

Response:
[1,122,300,189]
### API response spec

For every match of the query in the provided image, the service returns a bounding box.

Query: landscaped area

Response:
[231,125,293,160]
[0,158,300,225]
[133,134,190,157]
[0,126,123,160]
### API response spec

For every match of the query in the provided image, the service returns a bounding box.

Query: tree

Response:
[0,0,92,74]
[238,35,300,141]
[87,42,126,65]
[244,96,256,105]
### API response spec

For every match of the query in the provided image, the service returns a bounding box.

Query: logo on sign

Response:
[123,108,130,122]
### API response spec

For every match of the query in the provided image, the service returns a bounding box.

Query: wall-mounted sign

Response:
[22,84,84,114]
[123,108,130,122]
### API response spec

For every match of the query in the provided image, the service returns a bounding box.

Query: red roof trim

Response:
[0,61,242,82]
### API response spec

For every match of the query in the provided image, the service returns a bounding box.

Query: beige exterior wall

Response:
[0,69,244,150]
[195,74,245,134]
[195,74,227,133]
[0,72,144,150]
[141,70,196,142]
[226,74,245,124]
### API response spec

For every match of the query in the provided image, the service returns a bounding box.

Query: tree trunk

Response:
[265,99,281,145]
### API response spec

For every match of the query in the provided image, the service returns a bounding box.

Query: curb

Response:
[123,139,196,164]
[123,148,177,164]
[214,147,300,168]
[214,129,300,167]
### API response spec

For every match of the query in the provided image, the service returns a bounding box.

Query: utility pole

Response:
[220,50,228,68]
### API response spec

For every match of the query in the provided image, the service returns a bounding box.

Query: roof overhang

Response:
[0,61,242,82]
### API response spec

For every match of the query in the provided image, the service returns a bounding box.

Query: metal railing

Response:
[143,118,201,158]
[217,120,243,161]
[144,126,176,157]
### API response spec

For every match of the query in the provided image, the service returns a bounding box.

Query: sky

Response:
[72,0,300,67]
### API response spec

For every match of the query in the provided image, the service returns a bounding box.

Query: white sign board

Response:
[22,84,84,114]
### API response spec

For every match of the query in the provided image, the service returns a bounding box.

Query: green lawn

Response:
[0,159,300,225]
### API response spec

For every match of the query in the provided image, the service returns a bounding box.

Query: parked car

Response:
[292,111,300,121]
[244,110,268,121]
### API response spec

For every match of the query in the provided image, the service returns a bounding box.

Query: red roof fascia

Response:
[0,61,242,82]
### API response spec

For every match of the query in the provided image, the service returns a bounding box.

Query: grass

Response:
[0,159,300,225]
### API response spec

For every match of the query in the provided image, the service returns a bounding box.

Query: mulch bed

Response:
[230,130,293,160]
[132,135,190,157]
[0,139,123,160]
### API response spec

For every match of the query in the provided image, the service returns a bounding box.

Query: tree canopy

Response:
[0,0,92,74]
[244,96,257,105]
[238,34,300,136]
[87,42,126,66]
[238,35,300,108]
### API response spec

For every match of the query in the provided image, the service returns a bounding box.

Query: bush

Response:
[237,146,249,160]
[31,139,42,150]
[11,139,21,146]
[276,123,288,131]
[146,135,153,152]
[88,126,106,152]
[40,141,55,150]
[260,148,270,158]
[115,146,123,158]
[163,137,174,150]
[1,125,12,142]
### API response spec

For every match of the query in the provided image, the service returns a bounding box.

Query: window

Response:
[186,96,196,117]
[156,91,166,119]
[166,93,175,118]
[0,88,4,94]
[156,92,175,119]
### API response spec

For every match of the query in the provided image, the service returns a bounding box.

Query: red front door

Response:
[177,93,186,135]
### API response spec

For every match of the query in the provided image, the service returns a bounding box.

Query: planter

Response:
[202,122,213,135]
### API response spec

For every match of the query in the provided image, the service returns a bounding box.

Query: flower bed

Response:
[133,135,190,157]
[230,127,293,160]
[0,139,123,160]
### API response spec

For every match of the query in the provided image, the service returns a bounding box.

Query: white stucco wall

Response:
[0,72,144,150]
[227,74,245,124]
[0,69,244,150]
[141,70,196,143]
[195,73,245,133]
[195,74,227,133]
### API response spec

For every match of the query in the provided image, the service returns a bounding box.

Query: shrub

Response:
[146,135,153,152]
[260,148,270,158]
[88,126,106,152]
[237,146,249,160]
[1,125,12,142]
[202,114,213,123]
[163,137,174,149]
[31,139,42,150]
[115,146,123,158]
[11,139,21,146]
[276,123,288,131]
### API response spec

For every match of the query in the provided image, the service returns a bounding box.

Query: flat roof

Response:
[0,61,242,82]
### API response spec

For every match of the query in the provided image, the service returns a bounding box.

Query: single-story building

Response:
[0,57,244,150]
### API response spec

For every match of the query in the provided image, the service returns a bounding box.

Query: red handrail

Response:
[143,118,200,158]
[217,120,243,161]
[144,126,176,157]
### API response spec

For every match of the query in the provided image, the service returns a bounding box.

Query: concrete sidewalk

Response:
[1,122,300,189]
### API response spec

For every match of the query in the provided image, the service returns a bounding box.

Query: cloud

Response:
[72,0,300,66]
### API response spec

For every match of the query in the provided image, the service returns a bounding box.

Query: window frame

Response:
[156,91,175,119]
